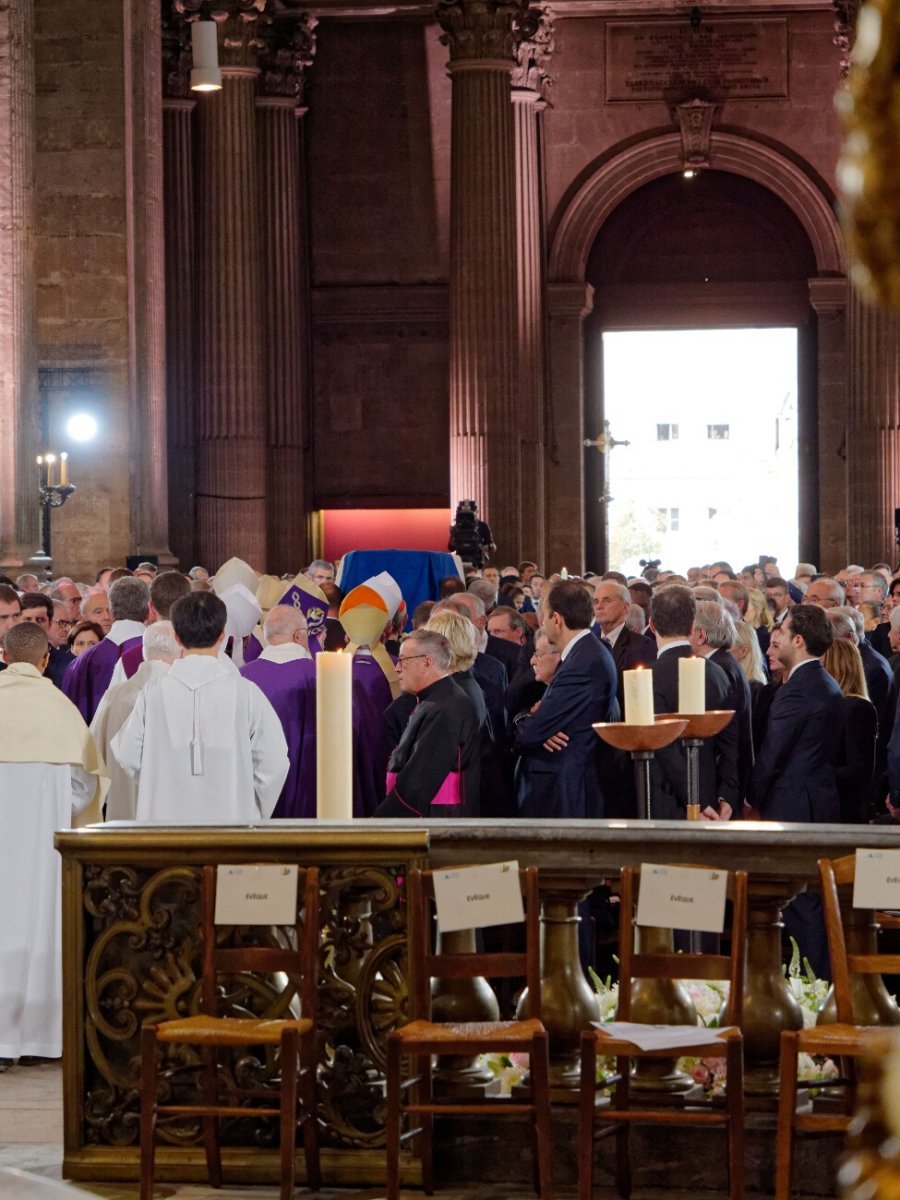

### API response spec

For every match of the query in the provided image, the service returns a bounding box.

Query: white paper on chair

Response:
[215,864,299,925]
[852,849,900,909]
[433,860,524,932]
[593,1022,734,1052]
[635,863,728,933]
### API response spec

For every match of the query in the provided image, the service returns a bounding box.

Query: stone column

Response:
[808,277,849,570]
[0,0,40,574]
[544,283,592,571]
[511,8,552,569]
[436,0,527,562]
[162,13,197,568]
[188,1,268,570]
[125,0,175,565]
[847,285,900,564]
[257,15,316,575]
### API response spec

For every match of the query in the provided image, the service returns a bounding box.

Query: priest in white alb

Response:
[112,591,289,822]
[91,621,182,821]
[0,622,107,1066]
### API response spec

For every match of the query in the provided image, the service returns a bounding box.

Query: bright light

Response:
[683,169,697,179]
[66,412,98,442]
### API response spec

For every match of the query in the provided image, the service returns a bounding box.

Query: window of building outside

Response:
[603,328,799,574]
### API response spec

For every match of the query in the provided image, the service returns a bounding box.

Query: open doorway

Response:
[602,327,799,576]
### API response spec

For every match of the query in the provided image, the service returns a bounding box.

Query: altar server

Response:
[112,591,289,822]
[0,622,107,1065]
[63,577,150,722]
[91,621,181,821]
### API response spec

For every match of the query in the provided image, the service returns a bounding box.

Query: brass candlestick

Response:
[593,719,689,820]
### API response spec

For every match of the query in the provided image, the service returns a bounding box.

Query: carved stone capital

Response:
[257,12,317,100]
[162,5,193,99]
[672,97,718,169]
[173,0,270,70]
[511,6,553,96]
[436,0,529,64]
[833,0,861,79]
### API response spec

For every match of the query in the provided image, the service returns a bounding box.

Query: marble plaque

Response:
[606,19,789,102]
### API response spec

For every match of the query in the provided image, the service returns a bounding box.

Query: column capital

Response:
[511,6,553,97]
[257,11,317,101]
[173,0,270,69]
[436,0,529,64]
[548,281,594,320]
[809,275,848,316]
[833,0,861,79]
[162,4,193,99]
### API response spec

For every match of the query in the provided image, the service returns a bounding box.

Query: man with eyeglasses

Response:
[375,628,481,818]
[20,593,75,688]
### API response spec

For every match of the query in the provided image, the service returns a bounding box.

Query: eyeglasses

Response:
[396,654,430,669]
[531,649,560,661]
[55,618,75,629]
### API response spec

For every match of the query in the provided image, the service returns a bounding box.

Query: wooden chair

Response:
[775,854,900,1200]
[139,865,321,1200]
[579,865,748,1200]
[385,865,553,1200]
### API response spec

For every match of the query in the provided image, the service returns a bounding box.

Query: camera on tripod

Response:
[448,500,492,570]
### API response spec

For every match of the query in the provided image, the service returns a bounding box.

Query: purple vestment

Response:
[240,654,394,818]
[62,635,144,723]
[243,633,264,665]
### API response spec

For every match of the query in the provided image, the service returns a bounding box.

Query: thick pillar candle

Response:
[678,656,706,714]
[316,650,353,819]
[623,666,654,725]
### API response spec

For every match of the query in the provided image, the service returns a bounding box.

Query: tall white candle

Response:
[623,666,654,725]
[678,656,706,714]
[316,650,353,819]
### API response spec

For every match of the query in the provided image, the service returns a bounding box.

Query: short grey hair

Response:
[693,600,736,649]
[467,578,496,613]
[625,603,646,633]
[401,628,452,671]
[80,589,107,617]
[691,585,722,604]
[109,577,150,624]
[860,572,888,598]
[598,582,631,607]
[142,620,181,663]
[265,604,307,642]
[306,559,333,574]
[827,605,863,644]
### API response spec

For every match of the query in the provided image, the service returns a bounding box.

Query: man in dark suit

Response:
[751,604,842,823]
[592,581,656,709]
[513,581,619,819]
[648,586,737,820]
[691,600,753,816]
[826,606,893,731]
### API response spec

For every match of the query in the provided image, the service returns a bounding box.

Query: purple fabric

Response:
[276,585,326,655]
[240,654,395,818]
[243,633,264,665]
[120,644,143,679]
[61,635,144,723]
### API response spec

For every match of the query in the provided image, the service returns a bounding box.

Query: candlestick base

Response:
[592,718,688,753]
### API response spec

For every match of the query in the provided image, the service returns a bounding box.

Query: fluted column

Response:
[125,0,175,565]
[511,8,552,568]
[847,285,900,563]
[437,0,527,561]
[162,17,197,567]
[192,8,268,570]
[0,0,40,573]
[257,16,316,574]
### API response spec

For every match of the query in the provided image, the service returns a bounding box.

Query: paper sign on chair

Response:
[433,861,524,933]
[636,864,728,934]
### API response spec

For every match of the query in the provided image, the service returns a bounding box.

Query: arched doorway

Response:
[546,131,845,573]
[584,168,819,571]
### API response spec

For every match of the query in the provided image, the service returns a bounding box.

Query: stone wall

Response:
[34,0,131,579]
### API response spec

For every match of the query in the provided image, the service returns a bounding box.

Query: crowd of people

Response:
[2,548,899,1066]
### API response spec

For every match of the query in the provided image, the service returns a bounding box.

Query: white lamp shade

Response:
[191,21,222,92]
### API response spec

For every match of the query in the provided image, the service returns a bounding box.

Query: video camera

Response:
[448,500,491,570]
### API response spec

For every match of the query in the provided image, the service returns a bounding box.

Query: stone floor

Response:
[0,1059,836,1199]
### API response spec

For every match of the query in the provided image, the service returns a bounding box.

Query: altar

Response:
[54,818,900,1189]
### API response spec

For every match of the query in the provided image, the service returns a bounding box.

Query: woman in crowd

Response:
[67,620,103,657]
[822,638,876,823]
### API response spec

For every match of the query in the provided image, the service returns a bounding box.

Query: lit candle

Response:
[316,649,353,819]
[623,666,654,725]
[59,452,68,487]
[561,566,569,580]
[678,656,706,714]
[45,453,56,488]
[36,455,45,488]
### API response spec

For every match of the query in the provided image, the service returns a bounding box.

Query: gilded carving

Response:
[436,0,530,63]
[511,7,554,95]
[79,859,412,1152]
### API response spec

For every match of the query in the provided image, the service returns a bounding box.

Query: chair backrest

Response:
[200,865,320,1021]
[408,865,541,1021]
[819,855,900,1023]
[616,865,748,1027]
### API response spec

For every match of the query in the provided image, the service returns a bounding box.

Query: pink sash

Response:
[385,768,463,808]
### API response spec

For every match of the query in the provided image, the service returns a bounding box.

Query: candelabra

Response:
[36,452,75,564]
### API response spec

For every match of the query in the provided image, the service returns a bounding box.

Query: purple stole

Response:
[120,644,143,679]
[62,635,144,723]
[242,634,264,665]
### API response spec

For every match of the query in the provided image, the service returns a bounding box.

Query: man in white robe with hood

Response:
[112,591,289,822]
[0,622,107,1067]
[91,621,182,821]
